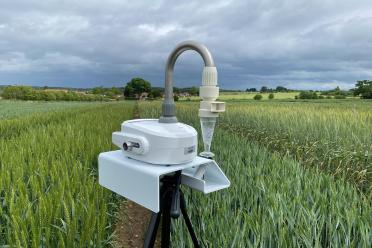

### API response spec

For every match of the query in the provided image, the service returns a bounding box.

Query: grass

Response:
[139,100,372,247]
[0,100,102,120]
[222,100,372,191]
[0,98,370,247]
[0,102,134,247]
[162,100,372,190]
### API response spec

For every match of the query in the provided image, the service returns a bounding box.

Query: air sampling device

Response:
[98,41,230,248]
[112,41,225,164]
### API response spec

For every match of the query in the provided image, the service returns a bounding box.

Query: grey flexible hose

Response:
[159,41,215,123]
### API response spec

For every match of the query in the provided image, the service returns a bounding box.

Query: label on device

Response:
[184,146,195,154]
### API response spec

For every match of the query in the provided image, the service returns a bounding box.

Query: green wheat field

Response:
[0,98,371,247]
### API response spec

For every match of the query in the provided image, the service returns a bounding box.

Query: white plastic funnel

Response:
[199,116,216,158]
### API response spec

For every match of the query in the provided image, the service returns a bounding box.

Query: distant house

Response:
[134,92,149,100]
[179,92,191,97]
[44,89,68,93]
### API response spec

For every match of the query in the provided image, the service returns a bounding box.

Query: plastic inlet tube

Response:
[199,116,217,158]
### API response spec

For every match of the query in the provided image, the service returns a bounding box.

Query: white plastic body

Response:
[199,67,226,118]
[112,119,197,165]
[99,150,230,212]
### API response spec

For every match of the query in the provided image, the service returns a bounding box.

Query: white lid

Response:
[122,119,197,138]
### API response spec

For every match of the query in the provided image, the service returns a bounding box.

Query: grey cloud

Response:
[0,0,372,89]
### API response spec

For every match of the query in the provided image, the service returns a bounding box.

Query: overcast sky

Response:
[0,0,372,90]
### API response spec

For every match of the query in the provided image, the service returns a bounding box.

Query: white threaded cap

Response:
[202,67,218,86]
[199,86,219,101]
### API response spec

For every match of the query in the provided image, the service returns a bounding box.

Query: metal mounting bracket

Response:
[98,150,230,212]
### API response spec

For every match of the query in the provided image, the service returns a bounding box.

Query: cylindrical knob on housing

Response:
[123,141,140,151]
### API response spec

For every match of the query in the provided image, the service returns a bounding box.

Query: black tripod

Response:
[143,170,201,248]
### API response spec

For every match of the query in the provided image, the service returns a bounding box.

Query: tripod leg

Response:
[143,212,161,248]
[161,197,172,248]
[180,193,200,248]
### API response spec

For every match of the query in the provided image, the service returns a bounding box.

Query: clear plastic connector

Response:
[199,116,216,158]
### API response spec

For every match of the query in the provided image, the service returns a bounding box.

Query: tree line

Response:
[123,78,199,100]
[296,80,372,99]
[248,81,372,99]
[246,86,293,93]
[1,79,371,101]
[1,86,110,101]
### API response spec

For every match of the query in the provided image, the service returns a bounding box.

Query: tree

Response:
[246,88,257,92]
[298,91,318,99]
[354,80,372,99]
[92,86,104,95]
[276,86,288,92]
[0,85,109,101]
[260,86,268,93]
[123,85,134,98]
[320,86,350,97]
[149,88,162,99]
[331,86,343,96]
[173,87,180,94]
[189,86,199,96]
[1,86,32,99]
[334,95,346,99]
[268,93,274,99]
[92,87,123,98]
[253,94,263,100]
[124,78,151,98]
[110,87,122,95]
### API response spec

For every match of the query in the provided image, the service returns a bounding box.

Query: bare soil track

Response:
[115,201,154,248]
[114,102,160,248]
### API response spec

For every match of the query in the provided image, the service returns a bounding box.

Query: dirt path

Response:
[114,102,160,248]
[114,201,154,247]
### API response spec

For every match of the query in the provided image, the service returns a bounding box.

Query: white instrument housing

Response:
[99,151,230,212]
[112,119,197,165]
